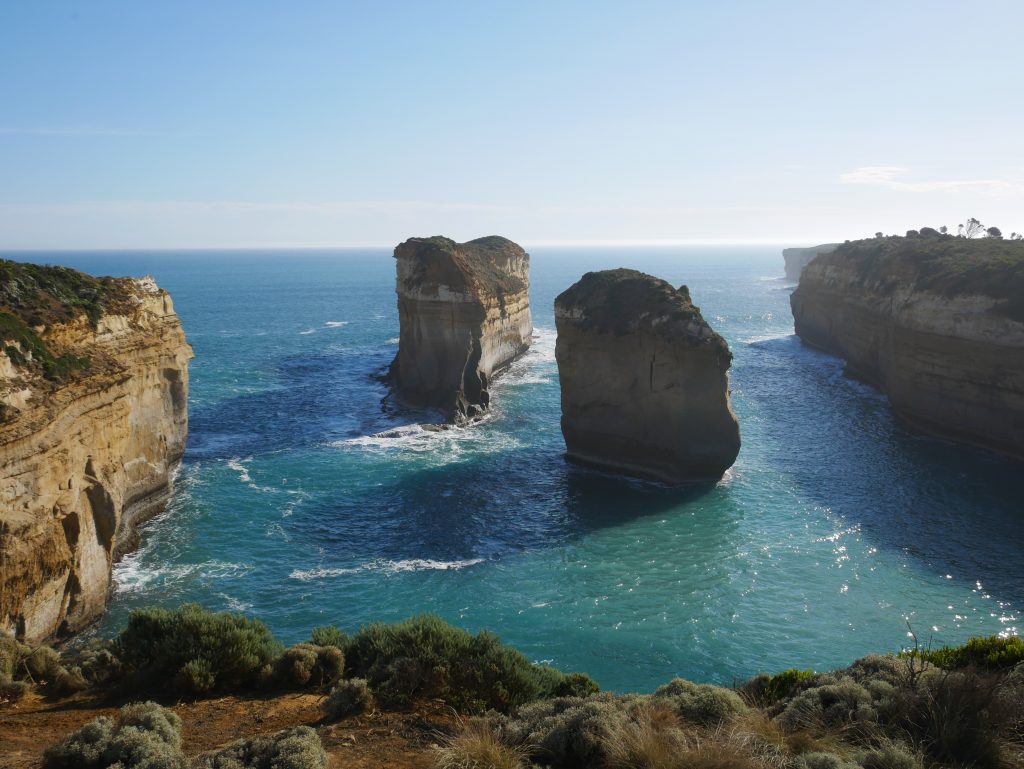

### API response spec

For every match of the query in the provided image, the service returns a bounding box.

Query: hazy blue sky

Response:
[2,1,1022,248]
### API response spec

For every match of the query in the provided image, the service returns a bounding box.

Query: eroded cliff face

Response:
[555,269,740,483]
[0,270,191,642]
[390,236,532,422]
[783,243,839,282]
[791,237,1024,458]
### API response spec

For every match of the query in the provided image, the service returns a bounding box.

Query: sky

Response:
[2,1,1023,249]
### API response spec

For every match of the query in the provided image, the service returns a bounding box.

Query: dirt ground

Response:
[0,689,455,769]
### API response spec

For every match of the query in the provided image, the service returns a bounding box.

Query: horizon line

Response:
[0,237,832,253]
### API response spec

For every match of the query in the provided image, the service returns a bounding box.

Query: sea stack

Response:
[554,269,740,483]
[792,232,1024,458]
[0,261,192,642]
[783,243,839,282]
[390,235,532,422]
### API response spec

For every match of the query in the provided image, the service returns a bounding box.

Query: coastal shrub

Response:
[776,681,877,733]
[113,604,283,695]
[308,625,347,650]
[652,678,747,725]
[741,668,815,707]
[905,635,1024,671]
[889,668,1010,769]
[857,742,924,769]
[192,726,326,769]
[344,614,596,712]
[494,692,636,767]
[0,631,86,695]
[42,701,186,769]
[274,643,344,688]
[434,718,529,769]
[601,700,689,769]
[322,678,374,720]
[75,639,124,687]
[844,655,909,688]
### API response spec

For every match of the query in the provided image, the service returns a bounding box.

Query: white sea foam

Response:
[289,558,484,581]
[299,328,316,335]
[324,320,349,328]
[333,419,518,463]
[385,337,400,344]
[226,457,252,483]
[742,332,792,345]
[114,556,252,593]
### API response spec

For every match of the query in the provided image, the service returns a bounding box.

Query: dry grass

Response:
[434,718,529,769]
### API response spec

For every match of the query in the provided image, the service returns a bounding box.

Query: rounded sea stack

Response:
[554,268,740,483]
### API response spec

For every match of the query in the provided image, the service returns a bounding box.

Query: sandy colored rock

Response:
[791,235,1024,458]
[0,266,191,643]
[554,268,740,483]
[389,235,532,422]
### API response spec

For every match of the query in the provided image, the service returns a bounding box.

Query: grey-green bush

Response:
[43,701,186,769]
[113,604,283,695]
[652,678,747,724]
[192,725,326,769]
[344,613,596,712]
[494,692,637,767]
[308,626,346,650]
[858,743,924,769]
[322,678,373,720]
[275,643,344,688]
[0,631,86,697]
[777,681,877,733]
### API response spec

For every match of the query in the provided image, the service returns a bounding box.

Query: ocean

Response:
[13,246,1023,692]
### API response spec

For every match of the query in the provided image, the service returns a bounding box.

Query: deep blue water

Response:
[12,247,1023,692]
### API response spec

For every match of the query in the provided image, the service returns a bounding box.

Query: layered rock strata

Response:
[783,243,839,282]
[554,269,740,483]
[390,236,532,422]
[791,235,1024,457]
[0,263,191,642]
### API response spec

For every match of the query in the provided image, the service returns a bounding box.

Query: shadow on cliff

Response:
[284,443,724,568]
[739,334,1024,609]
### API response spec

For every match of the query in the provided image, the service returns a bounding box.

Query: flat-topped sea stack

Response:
[783,243,839,282]
[791,232,1024,458]
[554,269,740,483]
[0,260,192,642]
[390,235,532,422]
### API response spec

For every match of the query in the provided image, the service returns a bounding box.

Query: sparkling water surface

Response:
[14,247,1023,691]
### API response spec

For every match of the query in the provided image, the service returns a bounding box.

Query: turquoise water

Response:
[13,247,1023,692]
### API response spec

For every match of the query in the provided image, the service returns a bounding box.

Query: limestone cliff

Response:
[783,243,839,282]
[554,269,740,483]
[0,261,192,642]
[390,236,532,422]
[791,234,1024,458]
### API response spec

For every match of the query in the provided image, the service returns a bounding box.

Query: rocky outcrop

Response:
[0,262,191,642]
[791,235,1024,458]
[784,243,838,282]
[554,269,740,483]
[389,236,532,422]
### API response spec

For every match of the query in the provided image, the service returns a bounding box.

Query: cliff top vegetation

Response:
[0,259,139,385]
[555,268,731,355]
[817,228,1024,321]
[2,606,1022,769]
[395,235,529,296]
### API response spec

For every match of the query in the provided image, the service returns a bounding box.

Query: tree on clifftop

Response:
[987,226,1003,239]
[958,217,986,238]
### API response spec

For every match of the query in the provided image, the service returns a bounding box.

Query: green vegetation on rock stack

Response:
[399,235,528,296]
